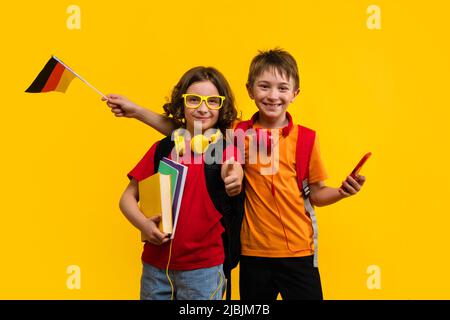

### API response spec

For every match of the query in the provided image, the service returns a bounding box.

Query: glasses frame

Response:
[182,94,226,110]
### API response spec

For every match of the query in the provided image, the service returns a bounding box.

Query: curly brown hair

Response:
[163,66,237,134]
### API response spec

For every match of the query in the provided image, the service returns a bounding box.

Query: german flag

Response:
[25,56,76,93]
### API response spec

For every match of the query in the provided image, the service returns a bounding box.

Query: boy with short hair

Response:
[104,49,366,300]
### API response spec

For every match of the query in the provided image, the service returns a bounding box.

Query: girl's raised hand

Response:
[102,94,141,118]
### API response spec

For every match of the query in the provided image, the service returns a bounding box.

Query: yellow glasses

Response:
[182,94,226,110]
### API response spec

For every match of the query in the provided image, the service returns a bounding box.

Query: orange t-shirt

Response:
[233,122,328,257]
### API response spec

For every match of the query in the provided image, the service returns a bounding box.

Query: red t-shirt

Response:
[128,140,240,270]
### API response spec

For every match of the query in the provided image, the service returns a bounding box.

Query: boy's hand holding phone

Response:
[339,152,371,197]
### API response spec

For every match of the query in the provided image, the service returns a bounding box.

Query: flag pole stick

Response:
[52,55,108,99]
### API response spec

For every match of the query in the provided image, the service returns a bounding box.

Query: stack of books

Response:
[138,157,188,240]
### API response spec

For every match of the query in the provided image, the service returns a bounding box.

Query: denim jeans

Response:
[140,262,225,300]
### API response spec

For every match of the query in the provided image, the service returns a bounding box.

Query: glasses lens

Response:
[185,94,201,108]
[206,96,222,109]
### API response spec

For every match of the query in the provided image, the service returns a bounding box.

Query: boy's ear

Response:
[291,88,300,103]
[246,83,254,100]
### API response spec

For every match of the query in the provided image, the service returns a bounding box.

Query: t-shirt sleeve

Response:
[308,136,328,184]
[127,141,160,182]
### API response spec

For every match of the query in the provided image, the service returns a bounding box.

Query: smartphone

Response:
[350,152,372,178]
[341,152,372,189]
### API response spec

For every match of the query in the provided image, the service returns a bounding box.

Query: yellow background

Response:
[1,0,449,299]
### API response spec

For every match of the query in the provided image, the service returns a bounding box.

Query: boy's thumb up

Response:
[221,156,236,180]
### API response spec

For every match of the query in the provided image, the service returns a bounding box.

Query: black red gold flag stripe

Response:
[25,56,76,93]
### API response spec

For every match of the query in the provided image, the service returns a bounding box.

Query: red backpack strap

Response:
[296,125,316,198]
[234,112,260,131]
[233,119,253,148]
[234,119,253,131]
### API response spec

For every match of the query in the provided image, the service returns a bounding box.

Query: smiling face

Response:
[247,68,299,127]
[184,80,220,135]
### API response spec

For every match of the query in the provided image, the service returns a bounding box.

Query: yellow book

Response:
[138,173,173,241]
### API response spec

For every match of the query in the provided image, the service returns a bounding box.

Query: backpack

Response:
[153,135,244,300]
[234,117,320,267]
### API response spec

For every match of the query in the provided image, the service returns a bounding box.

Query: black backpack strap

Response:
[203,138,245,300]
[153,136,175,173]
[225,271,232,300]
[222,188,245,300]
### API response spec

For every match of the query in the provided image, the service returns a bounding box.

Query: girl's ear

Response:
[246,83,254,100]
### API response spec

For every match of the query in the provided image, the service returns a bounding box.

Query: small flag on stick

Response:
[25,55,106,99]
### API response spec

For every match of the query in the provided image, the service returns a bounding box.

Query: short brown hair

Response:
[163,66,237,134]
[247,48,300,90]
